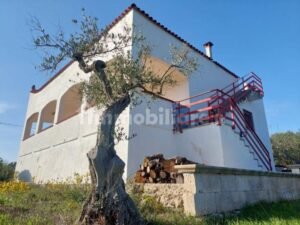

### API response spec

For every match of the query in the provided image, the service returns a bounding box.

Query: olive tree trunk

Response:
[78,94,143,225]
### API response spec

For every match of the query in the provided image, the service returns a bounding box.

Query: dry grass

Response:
[1,181,300,225]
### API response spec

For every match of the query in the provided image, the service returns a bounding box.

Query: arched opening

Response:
[23,112,39,140]
[38,100,57,132]
[57,84,82,123]
[144,56,189,101]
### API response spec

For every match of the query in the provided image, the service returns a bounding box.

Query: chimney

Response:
[203,41,213,59]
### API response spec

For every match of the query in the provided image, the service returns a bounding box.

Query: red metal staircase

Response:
[173,73,273,171]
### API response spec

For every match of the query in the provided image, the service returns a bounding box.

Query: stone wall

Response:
[132,183,187,208]
[176,165,300,216]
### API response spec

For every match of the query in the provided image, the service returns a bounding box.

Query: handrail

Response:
[173,74,272,171]
[222,76,263,96]
[226,102,271,170]
[227,114,270,170]
[221,72,262,93]
[177,89,220,102]
[231,101,271,158]
[209,73,264,107]
[220,92,272,171]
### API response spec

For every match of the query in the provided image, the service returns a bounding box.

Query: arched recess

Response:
[38,100,57,132]
[144,56,189,101]
[57,84,82,123]
[23,112,39,139]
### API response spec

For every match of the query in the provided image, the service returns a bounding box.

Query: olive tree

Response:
[31,9,198,225]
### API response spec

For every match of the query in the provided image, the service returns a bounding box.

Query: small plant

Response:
[0,181,30,193]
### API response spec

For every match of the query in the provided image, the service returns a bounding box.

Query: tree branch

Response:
[94,60,114,103]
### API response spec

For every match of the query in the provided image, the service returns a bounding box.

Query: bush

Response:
[0,158,16,181]
[271,131,300,165]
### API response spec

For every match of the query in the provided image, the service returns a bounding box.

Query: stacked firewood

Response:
[135,154,195,184]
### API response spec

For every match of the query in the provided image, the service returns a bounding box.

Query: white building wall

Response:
[220,124,263,171]
[174,124,224,167]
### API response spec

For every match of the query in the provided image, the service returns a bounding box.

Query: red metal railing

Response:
[173,89,224,131]
[224,98,272,171]
[210,72,264,106]
[173,73,272,171]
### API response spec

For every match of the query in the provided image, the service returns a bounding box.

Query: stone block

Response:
[260,176,272,191]
[194,192,217,215]
[281,190,297,201]
[244,190,259,205]
[256,190,269,202]
[183,173,196,193]
[215,191,244,213]
[220,175,237,192]
[183,193,196,216]
[278,177,292,191]
[236,175,250,191]
[247,176,262,191]
[196,174,221,193]
[268,190,280,202]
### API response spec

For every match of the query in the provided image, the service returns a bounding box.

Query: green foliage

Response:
[271,131,300,165]
[0,158,16,182]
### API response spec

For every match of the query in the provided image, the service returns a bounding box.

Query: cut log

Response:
[149,170,157,179]
[140,164,145,171]
[135,154,195,185]
[163,159,176,173]
[170,172,177,179]
[159,171,168,179]
[146,166,151,174]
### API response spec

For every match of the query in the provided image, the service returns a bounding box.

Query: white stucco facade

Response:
[16,5,275,183]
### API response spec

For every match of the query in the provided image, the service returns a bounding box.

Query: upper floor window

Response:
[38,100,57,132]
[57,84,82,123]
[23,112,39,139]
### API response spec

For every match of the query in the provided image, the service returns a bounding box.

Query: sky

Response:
[0,0,300,162]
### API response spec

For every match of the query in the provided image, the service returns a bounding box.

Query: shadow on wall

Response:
[18,170,32,182]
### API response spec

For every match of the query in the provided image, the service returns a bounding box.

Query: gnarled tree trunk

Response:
[78,65,143,225]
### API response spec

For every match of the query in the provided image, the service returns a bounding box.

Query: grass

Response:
[1,181,300,225]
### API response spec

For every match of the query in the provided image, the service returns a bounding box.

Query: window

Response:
[57,84,82,123]
[38,100,57,132]
[23,112,39,139]
[243,109,255,131]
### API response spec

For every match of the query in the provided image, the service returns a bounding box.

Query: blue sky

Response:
[0,0,299,162]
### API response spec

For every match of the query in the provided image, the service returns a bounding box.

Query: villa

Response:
[16,4,274,183]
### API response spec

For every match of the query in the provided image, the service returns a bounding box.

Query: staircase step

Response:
[244,143,250,148]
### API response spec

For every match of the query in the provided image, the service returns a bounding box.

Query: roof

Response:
[31,3,238,94]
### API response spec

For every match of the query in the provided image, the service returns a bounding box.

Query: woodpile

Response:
[135,154,195,184]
